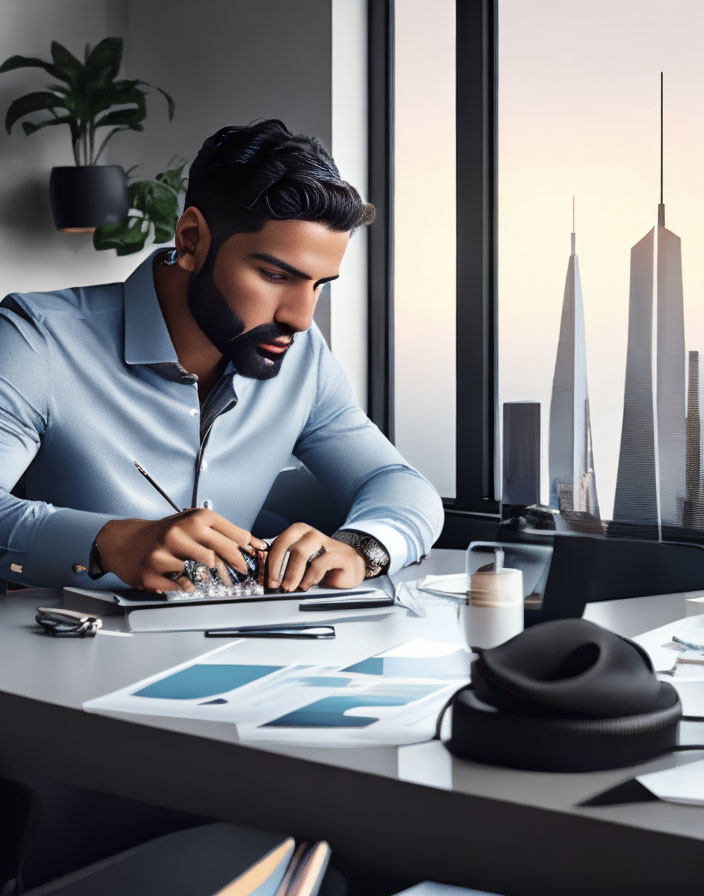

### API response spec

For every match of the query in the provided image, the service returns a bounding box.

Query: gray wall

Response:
[0,0,334,341]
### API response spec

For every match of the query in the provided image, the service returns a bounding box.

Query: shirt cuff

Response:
[25,507,130,590]
[338,520,410,576]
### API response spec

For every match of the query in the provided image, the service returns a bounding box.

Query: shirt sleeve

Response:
[0,296,125,589]
[292,331,444,575]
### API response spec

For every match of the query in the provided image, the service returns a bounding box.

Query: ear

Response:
[174,206,211,273]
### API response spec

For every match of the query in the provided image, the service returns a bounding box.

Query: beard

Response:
[185,242,295,380]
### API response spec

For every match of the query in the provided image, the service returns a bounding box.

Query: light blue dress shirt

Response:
[0,250,444,590]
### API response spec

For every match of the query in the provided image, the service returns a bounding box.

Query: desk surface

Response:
[2,549,703,896]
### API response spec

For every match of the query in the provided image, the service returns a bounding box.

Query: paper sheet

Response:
[632,615,704,717]
[637,757,704,806]
[83,638,471,748]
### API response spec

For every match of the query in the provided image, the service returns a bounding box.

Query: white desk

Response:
[1,549,703,896]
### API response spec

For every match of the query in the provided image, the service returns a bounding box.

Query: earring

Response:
[162,248,179,266]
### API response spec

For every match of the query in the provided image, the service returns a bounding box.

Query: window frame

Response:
[367,0,500,545]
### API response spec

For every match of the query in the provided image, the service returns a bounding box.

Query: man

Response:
[0,119,443,594]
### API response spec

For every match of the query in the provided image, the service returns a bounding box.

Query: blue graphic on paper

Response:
[134,664,281,700]
[262,683,440,728]
[342,650,469,680]
[298,676,352,688]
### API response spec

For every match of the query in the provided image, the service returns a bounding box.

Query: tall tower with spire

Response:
[613,73,686,534]
[548,198,600,517]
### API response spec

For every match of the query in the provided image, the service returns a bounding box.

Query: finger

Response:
[255,549,268,585]
[322,564,364,590]
[298,554,334,592]
[213,555,232,586]
[139,569,187,594]
[266,526,307,587]
[281,536,326,592]
[152,537,219,576]
[200,530,249,574]
[149,533,218,591]
[205,512,268,551]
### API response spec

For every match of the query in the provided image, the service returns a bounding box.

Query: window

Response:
[498,0,704,540]
[373,0,704,545]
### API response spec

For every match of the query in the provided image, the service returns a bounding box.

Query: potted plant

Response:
[0,37,174,231]
[93,158,188,256]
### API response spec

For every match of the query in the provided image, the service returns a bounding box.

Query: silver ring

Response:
[165,559,211,584]
[307,546,326,563]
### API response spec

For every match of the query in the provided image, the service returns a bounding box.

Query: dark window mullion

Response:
[455,0,499,514]
[367,0,395,441]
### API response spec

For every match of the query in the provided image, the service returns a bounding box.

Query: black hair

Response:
[185,119,375,236]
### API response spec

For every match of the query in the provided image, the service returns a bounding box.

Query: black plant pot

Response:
[49,165,129,232]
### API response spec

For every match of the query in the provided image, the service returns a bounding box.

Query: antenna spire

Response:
[660,72,664,205]
[570,195,576,255]
[658,72,665,226]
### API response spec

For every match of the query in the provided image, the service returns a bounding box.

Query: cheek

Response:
[214,268,276,328]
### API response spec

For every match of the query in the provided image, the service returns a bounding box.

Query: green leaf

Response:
[93,216,148,255]
[86,79,147,120]
[94,107,145,130]
[0,54,62,80]
[84,37,123,82]
[156,164,187,193]
[22,115,73,136]
[138,81,175,119]
[45,82,69,96]
[153,223,176,244]
[50,41,82,84]
[5,91,66,133]
[95,159,187,255]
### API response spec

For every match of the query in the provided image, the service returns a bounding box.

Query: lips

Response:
[257,340,291,355]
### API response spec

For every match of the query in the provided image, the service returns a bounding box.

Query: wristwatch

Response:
[88,539,105,579]
[331,529,391,578]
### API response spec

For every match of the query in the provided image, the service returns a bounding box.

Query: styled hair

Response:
[185,119,375,235]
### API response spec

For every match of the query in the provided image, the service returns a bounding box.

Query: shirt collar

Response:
[124,249,180,365]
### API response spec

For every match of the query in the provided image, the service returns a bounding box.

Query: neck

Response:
[152,253,223,381]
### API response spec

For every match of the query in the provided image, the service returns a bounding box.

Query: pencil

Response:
[133,460,181,513]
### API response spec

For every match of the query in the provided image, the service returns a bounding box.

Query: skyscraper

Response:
[503,401,540,507]
[612,201,686,533]
[613,75,686,536]
[548,217,600,518]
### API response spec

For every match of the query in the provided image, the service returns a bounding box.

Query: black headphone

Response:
[440,618,684,772]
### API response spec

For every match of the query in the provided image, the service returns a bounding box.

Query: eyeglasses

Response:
[35,607,102,638]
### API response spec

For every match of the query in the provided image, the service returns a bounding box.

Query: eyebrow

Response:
[249,253,340,289]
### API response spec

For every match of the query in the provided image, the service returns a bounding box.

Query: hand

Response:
[95,509,268,592]
[266,523,365,592]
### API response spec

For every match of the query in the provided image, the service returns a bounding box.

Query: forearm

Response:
[337,464,445,575]
[0,490,127,589]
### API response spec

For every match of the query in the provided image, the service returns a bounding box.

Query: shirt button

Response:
[202,499,212,509]
[189,408,199,416]
[72,563,87,574]
[201,460,208,471]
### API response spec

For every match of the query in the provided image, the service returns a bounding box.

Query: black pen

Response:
[133,460,182,512]
[298,594,393,612]
[205,623,335,639]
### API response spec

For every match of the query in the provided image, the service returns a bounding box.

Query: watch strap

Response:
[331,529,391,578]
[88,539,105,580]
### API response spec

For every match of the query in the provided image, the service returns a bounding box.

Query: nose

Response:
[274,283,321,333]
